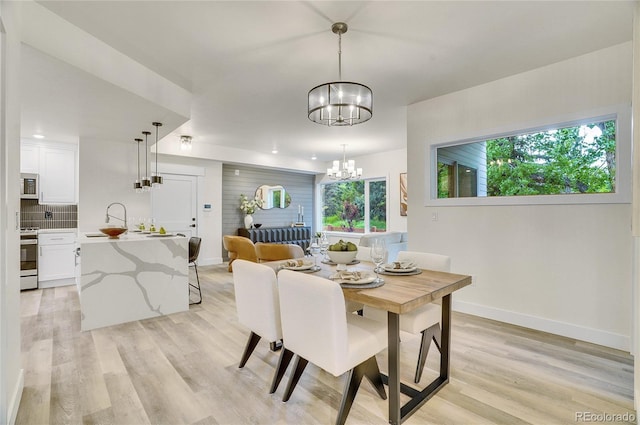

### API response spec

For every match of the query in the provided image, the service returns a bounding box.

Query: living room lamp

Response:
[327,144,363,180]
[308,22,373,126]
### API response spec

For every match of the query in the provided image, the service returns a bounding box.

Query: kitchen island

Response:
[78,232,189,331]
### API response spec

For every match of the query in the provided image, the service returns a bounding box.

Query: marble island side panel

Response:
[79,235,188,331]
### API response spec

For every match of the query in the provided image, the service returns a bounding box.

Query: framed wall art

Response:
[400,172,407,216]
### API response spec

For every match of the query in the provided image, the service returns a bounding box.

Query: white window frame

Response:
[426,105,631,206]
[320,177,388,235]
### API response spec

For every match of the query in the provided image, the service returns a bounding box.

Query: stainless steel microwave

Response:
[20,173,39,199]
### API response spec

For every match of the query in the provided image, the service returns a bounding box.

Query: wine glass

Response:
[309,237,321,271]
[370,239,387,283]
[319,233,330,262]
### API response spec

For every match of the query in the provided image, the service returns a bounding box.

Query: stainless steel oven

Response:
[20,228,38,290]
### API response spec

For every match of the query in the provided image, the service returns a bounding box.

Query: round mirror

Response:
[255,185,291,209]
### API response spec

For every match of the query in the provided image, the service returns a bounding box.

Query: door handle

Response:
[189,224,196,228]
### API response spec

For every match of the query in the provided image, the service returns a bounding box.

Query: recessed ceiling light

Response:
[311,154,317,160]
[33,134,44,139]
[272,149,278,154]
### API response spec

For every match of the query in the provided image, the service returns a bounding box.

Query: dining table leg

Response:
[440,294,451,381]
[388,311,401,425]
[384,295,453,425]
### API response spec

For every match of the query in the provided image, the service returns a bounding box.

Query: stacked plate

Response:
[382,261,418,274]
[280,259,316,271]
[330,271,376,284]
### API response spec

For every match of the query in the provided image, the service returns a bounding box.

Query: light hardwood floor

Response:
[17,264,635,425]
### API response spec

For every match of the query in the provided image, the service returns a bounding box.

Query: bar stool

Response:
[179,234,202,305]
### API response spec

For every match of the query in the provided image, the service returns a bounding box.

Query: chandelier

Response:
[327,144,362,180]
[308,22,372,126]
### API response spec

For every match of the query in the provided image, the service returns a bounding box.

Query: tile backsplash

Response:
[20,200,77,229]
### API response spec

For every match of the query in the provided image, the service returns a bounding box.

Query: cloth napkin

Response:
[330,271,364,281]
[388,261,416,270]
[283,259,307,268]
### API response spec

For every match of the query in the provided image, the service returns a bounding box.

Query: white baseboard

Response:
[38,278,74,289]
[198,257,223,267]
[7,368,24,425]
[453,300,630,352]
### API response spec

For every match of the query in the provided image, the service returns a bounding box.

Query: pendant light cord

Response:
[155,124,159,176]
[144,132,149,178]
[338,31,342,81]
[137,140,140,180]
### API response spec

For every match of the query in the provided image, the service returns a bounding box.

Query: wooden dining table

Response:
[272,258,472,425]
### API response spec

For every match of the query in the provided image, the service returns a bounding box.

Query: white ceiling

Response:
[21,1,634,164]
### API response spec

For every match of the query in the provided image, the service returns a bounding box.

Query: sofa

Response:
[357,231,408,262]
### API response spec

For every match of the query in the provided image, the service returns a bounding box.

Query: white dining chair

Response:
[278,270,387,425]
[355,246,371,262]
[232,259,293,393]
[363,251,451,383]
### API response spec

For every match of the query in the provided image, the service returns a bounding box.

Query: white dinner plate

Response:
[383,263,417,273]
[331,272,376,285]
[281,261,315,271]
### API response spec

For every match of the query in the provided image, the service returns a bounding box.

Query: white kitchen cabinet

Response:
[20,144,40,174]
[39,147,77,204]
[39,231,76,287]
[20,140,78,204]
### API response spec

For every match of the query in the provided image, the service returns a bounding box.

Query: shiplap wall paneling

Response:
[221,164,315,260]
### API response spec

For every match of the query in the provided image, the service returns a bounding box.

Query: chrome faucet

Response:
[105,202,127,228]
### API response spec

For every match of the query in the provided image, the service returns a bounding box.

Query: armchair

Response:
[255,242,305,263]
[223,235,258,272]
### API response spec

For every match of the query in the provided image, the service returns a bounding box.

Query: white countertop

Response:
[38,228,77,234]
[79,231,184,243]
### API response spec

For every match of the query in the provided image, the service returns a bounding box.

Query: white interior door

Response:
[151,174,197,237]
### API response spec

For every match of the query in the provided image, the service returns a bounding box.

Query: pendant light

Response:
[308,22,373,126]
[151,122,163,185]
[133,138,143,192]
[141,131,152,190]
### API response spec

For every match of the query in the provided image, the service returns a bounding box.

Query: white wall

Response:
[408,42,633,350]
[78,139,223,266]
[0,1,24,423]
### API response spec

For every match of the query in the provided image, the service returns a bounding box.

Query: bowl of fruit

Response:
[327,240,358,270]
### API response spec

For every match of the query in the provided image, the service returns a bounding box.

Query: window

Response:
[321,179,386,233]
[436,117,616,199]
